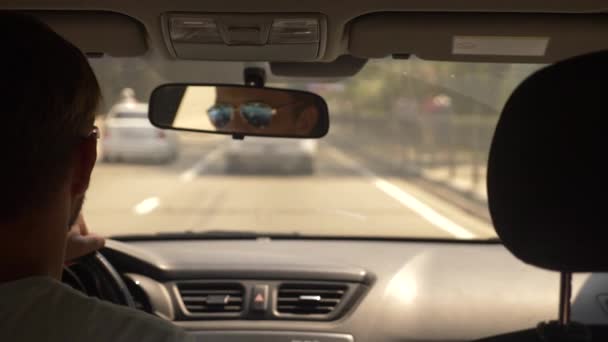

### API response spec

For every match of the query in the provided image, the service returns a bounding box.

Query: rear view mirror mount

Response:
[243,67,266,88]
[148,83,330,140]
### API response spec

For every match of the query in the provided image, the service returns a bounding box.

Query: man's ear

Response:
[71,137,97,196]
[295,108,320,135]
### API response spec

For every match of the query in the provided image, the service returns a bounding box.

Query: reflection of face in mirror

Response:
[208,87,320,136]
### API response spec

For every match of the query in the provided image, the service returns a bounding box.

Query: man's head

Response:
[0,12,100,280]
[0,12,100,227]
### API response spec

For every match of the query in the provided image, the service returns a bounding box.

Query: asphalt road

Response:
[85,134,495,239]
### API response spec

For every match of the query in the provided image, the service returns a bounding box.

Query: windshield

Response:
[87,58,541,240]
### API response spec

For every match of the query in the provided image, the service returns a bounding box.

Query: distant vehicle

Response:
[101,101,179,163]
[225,137,317,174]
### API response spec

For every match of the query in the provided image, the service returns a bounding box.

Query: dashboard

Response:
[89,238,608,342]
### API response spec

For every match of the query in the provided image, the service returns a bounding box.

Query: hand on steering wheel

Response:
[65,213,105,262]
[63,213,135,308]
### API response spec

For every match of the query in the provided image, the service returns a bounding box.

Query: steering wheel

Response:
[62,251,136,308]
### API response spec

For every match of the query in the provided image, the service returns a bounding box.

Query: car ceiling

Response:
[3,0,608,79]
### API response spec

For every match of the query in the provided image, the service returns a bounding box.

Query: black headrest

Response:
[488,50,608,272]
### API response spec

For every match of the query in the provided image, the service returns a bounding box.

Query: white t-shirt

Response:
[0,276,193,342]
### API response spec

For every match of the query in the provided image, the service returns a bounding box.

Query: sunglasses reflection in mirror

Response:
[206,101,302,129]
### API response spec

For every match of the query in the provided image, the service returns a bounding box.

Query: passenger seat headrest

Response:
[488,50,608,272]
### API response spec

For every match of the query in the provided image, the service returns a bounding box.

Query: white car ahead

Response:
[101,102,179,163]
[225,137,317,174]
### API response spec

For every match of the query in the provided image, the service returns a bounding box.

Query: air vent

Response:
[277,283,347,316]
[176,283,244,314]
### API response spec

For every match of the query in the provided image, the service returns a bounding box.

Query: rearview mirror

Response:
[149,84,329,138]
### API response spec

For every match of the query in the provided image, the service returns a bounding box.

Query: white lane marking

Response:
[325,145,476,239]
[333,209,368,221]
[180,146,226,182]
[374,178,475,239]
[132,145,224,217]
[133,197,160,215]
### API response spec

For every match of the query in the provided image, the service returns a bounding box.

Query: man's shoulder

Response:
[85,294,177,331]
[57,281,189,341]
[0,276,191,342]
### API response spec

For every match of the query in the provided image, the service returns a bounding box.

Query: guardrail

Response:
[328,113,497,207]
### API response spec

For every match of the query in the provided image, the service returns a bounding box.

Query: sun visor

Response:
[29,11,148,57]
[349,13,608,63]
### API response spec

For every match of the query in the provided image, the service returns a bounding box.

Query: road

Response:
[85,133,495,239]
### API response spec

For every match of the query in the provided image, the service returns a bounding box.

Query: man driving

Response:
[0,12,191,342]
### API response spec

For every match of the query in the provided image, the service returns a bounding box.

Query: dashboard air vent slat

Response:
[277,283,347,316]
[177,283,244,314]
